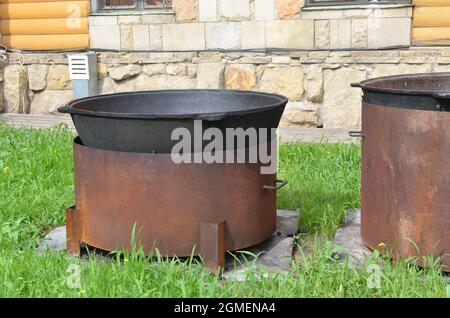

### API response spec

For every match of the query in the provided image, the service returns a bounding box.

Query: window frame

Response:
[93,0,172,12]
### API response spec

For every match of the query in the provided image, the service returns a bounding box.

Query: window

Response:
[96,0,172,11]
[305,0,410,7]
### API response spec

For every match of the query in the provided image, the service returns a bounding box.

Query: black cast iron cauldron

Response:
[58,89,288,153]
[352,72,450,271]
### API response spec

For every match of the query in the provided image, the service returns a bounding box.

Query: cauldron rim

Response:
[353,72,450,112]
[58,89,288,121]
[353,72,450,97]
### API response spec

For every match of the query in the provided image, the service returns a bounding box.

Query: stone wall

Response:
[88,1,412,51]
[3,48,450,128]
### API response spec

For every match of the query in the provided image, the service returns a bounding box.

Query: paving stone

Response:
[223,236,294,281]
[223,209,298,281]
[275,209,299,237]
[332,208,373,269]
[37,226,66,254]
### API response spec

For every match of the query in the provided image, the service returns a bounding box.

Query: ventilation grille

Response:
[69,55,90,80]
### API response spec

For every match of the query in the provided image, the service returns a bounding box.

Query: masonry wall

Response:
[1,0,443,129]
[89,0,413,51]
[3,48,450,129]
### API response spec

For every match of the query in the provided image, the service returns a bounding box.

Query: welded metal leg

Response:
[200,221,226,273]
[66,206,81,255]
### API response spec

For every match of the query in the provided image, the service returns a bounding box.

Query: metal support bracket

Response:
[66,206,82,256]
[200,221,226,273]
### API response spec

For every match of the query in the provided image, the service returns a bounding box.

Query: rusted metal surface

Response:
[360,95,450,272]
[70,138,277,264]
[66,206,81,255]
[200,222,226,273]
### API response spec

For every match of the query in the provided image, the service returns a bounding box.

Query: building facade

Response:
[1,0,450,128]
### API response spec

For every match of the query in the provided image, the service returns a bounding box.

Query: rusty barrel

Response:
[71,138,278,257]
[353,73,450,271]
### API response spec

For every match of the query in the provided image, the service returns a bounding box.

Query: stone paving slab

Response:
[332,208,373,270]
[333,209,450,285]
[0,113,358,144]
[37,226,67,254]
[223,209,299,281]
[37,209,300,279]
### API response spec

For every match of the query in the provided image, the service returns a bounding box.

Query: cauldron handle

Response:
[263,179,288,190]
[58,105,71,114]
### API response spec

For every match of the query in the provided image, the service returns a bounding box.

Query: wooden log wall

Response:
[0,0,90,50]
[413,0,450,44]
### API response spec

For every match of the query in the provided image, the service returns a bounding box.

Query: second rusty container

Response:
[353,73,450,271]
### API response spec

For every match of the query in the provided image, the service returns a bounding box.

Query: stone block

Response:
[143,64,166,76]
[149,24,163,50]
[330,19,351,49]
[27,64,48,91]
[370,64,431,79]
[199,0,217,22]
[266,20,314,49]
[198,52,223,63]
[219,0,250,21]
[196,63,225,89]
[206,22,240,49]
[351,19,367,48]
[280,102,318,128]
[322,67,366,129]
[166,63,187,76]
[140,14,175,24]
[120,25,133,51]
[3,65,29,113]
[241,21,265,49]
[146,75,196,90]
[118,15,141,25]
[301,9,343,20]
[305,64,323,103]
[30,90,74,114]
[132,25,150,50]
[315,20,330,50]
[89,25,120,50]
[367,17,411,49]
[47,65,71,90]
[373,7,413,18]
[255,0,275,20]
[97,63,108,80]
[275,0,302,19]
[163,23,205,50]
[260,66,304,101]
[109,64,142,81]
[173,0,198,22]
[88,15,118,26]
[225,64,256,90]
[342,8,373,18]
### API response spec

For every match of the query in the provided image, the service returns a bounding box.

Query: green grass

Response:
[278,141,360,237]
[0,124,448,298]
